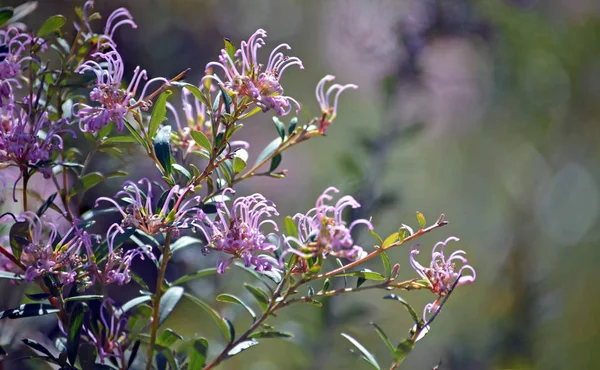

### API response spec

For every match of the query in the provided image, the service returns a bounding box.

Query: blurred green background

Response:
[3,0,600,369]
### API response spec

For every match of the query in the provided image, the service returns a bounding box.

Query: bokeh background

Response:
[2,0,600,369]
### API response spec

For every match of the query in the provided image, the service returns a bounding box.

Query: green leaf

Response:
[36,193,57,217]
[394,339,414,363]
[288,117,298,135]
[254,137,282,167]
[121,295,152,314]
[218,85,233,114]
[0,8,14,27]
[244,284,270,312]
[321,278,331,293]
[383,294,420,325]
[38,15,66,37]
[341,333,380,370]
[156,328,183,348]
[123,118,148,151]
[153,125,173,176]
[9,221,30,262]
[223,38,237,61]
[171,268,218,286]
[0,271,23,280]
[170,236,202,255]
[148,90,172,139]
[178,82,211,109]
[284,216,298,239]
[382,232,399,249]
[77,342,97,370]
[158,287,184,326]
[272,117,286,139]
[63,295,104,303]
[337,271,386,281]
[248,331,293,339]
[184,293,231,342]
[380,252,391,278]
[67,302,88,365]
[0,304,59,319]
[369,229,383,246]
[96,122,115,139]
[190,130,212,152]
[372,323,395,357]
[127,341,141,370]
[217,294,256,321]
[103,135,137,143]
[233,149,248,174]
[10,2,37,23]
[172,163,191,179]
[269,153,282,172]
[188,338,208,370]
[416,211,426,229]
[25,293,52,301]
[225,340,259,358]
[69,172,104,197]
[22,338,56,360]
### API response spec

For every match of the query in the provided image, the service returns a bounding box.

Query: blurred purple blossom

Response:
[194,190,280,274]
[86,299,129,365]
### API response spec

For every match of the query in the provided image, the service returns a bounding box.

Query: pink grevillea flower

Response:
[204,29,303,116]
[193,190,280,274]
[76,1,137,47]
[73,44,169,133]
[0,106,69,180]
[97,223,154,285]
[86,299,130,365]
[315,75,358,134]
[96,179,200,236]
[284,187,372,262]
[410,236,476,321]
[1,212,92,285]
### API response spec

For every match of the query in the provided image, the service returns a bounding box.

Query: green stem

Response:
[145,231,172,370]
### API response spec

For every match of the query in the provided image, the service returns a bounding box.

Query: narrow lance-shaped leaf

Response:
[158,287,184,326]
[341,333,381,370]
[153,125,173,176]
[184,293,231,342]
[217,294,256,321]
[244,284,270,312]
[0,304,59,319]
[225,339,259,359]
[383,294,420,326]
[67,302,88,365]
[371,323,395,357]
[0,8,14,27]
[148,90,172,139]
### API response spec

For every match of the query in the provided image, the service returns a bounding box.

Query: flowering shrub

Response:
[0,2,475,370]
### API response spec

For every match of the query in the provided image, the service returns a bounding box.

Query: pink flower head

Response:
[95,178,200,236]
[315,75,358,134]
[74,45,169,133]
[283,187,372,262]
[86,299,129,365]
[77,1,137,47]
[410,236,476,321]
[203,29,303,116]
[194,189,280,274]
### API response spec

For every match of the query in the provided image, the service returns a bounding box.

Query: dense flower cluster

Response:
[204,29,303,116]
[194,190,280,274]
[284,187,373,262]
[410,236,476,321]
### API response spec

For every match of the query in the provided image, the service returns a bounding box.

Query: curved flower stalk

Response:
[86,299,130,365]
[410,236,476,321]
[98,223,155,285]
[95,178,200,236]
[315,75,358,134]
[283,187,373,263]
[0,106,69,179]
[76,0,137,47]
[204,28,303,116]
[193,190,280,274]
[0,27,43,105]
[1,212,92,284]
[73,44,169,132]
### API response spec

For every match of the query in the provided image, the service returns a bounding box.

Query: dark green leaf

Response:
[0,271,23,280]
[96,122,115,139]
[272,117,286,139]
[148,90,172,139]
[380,252,391,279]
[190,130,212,152]
[321,278,330,293]
[153,125,173,176]
[248,331,293,339]
[369,229,383,246]
[156,328,183,348]
[269,154,282,172]
[9,221,30,261]
[337,270,386,281]
[0,304,59,320]
[38,15,66,37]
[64,295,104,303]
[184,293,231,342]
[383,294,419,325]
[254,137,282,167]
[36,193,57,217]
[22,339,56,359]
[0,344,5,355]
[216,294,256,321]
[244,284,269,312]
[170,236,202,255]
[78,342,97,370]
[25,293,52,301]
[69,172,104,197]
[288,117,298,135]
[158,287,184,326]
[218,85,232,114]
[188,338,208,370]
[341,333,380,369]
[103,135,137,143]
[307,285,315,297]
[68,302,88,365]
[394,339,414,363]
[127,340,141,369]
[172,163,191,179]
[123,118,148,151]
[225,339,258,358]
[121,296,152,314]
[171,268,218,286]
[0,8,14,27]
[372,323,395,357]
[178,82,211,109]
